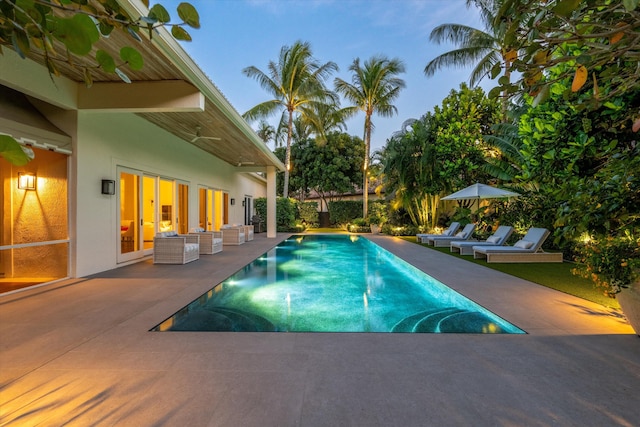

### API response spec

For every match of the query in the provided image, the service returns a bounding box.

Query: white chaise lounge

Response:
[426,223,476,247]
[450,225,514,255]
[472,227,562,263]
[416,222,460,244]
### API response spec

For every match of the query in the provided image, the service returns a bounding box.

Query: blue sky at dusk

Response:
[161,0,490,151]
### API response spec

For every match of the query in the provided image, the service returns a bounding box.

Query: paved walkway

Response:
[1,233,638,426]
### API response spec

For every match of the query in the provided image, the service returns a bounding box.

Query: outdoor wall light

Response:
[18,172,36,190]
[230,198,236,205]
[101,179,116,195]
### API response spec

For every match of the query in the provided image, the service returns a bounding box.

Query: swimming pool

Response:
[152,234,525,333]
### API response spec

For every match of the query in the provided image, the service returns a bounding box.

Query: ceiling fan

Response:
[183,126,221,143]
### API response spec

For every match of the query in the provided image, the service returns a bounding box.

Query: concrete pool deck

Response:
[1,233,638,426]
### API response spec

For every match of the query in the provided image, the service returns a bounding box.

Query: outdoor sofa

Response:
[189,227,223,254]
[221,225,246,245]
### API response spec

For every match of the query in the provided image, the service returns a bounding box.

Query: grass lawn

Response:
[397,236,619,309]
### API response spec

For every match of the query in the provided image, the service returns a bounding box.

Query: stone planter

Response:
[370,224,381,234]
[617,282,640,336]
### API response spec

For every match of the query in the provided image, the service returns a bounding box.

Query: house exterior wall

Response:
[1,54,268,280]
[74,112,266,277]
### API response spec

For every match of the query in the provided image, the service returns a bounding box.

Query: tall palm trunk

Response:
[283,109,294,198]
[363,114,372,217]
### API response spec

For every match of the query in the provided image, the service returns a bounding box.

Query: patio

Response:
[1,233,638,426]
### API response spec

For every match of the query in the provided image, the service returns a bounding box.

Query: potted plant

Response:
[368,202,388,234]
[573,230,640,335]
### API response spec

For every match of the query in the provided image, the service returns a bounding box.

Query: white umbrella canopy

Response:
[441,183,520,201]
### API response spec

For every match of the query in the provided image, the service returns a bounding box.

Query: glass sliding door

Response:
[142,175,156,251]
[159,178,175,233]
[199,187,214,231]
[118,169,141,261]
[177,182,189,234]
[118,169,158,262]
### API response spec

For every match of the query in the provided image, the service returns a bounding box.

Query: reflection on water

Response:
[152,235,525,333]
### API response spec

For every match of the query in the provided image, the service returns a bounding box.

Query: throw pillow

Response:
[514,240,534,249]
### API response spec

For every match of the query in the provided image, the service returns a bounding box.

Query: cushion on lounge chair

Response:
[514,240,534,249]
[455,231,467,238]
[486,235,501,244]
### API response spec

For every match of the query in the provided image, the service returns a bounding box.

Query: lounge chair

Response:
[417,222,460,244]
[450,225,514,255]
[426,223,476,247]
[472,227,562,263]
[189,227,223,254]
[153,231,200,264]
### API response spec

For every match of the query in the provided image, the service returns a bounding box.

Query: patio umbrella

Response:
[441,183,520,201]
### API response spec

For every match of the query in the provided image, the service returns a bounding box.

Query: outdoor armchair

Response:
[153,231,200,264]
[426,223,476,247]
[450,225,514,255]
[243,225,254,241]
[221,225,246,245]
[189,227,223,254]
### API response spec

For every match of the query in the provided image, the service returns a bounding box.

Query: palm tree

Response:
[255,120,276,147]
[423,0,512,120]
[335,56,406,218]
[242,41,338,197]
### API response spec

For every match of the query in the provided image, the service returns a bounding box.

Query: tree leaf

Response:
[83,67,93,88]
[622,0,638,12]
[115,67,131,83]
[149,4,170,23]
[96,49,116,72]
[571,65,587,92]
[53,14,99,55]
[11,29,30,59]
[171,25,192,41]
[177,2,200,29]
[553,0,582,17]
[490,62,501,79]
[0,135,33,166]
[632,117,640,133]
[120,46,143,70]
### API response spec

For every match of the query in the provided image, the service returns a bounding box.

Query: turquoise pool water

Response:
[152,234,525,333]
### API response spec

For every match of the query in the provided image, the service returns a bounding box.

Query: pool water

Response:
[152,234,525,334]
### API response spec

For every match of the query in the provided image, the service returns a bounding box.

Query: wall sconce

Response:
[230,198,235,205]
[101,179,115,195]
[18,172,36,190]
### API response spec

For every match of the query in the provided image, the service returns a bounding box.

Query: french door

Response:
[199,187,228,230]
[118,169,190,262]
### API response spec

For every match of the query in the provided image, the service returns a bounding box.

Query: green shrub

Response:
[328,200,362,226]
[298,201,319,226]
[368,201,388,225]
[254,197,298,232]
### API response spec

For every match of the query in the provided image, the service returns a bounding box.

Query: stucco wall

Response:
[75,112,266,277]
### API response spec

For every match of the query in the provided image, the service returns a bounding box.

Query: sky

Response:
[161,0,491,152]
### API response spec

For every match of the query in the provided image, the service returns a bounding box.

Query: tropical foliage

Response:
[243,40,338,198]
[424,0,516,120]
[335,56,406,218]
[382,83,500,228]
[288,132,364,206]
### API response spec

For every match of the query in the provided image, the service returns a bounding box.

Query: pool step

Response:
[391,308,463,333]
[392,308,506,333]
[170,307,275,332]
[437,311,505,333]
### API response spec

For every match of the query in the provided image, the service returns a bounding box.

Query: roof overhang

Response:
[1,0,284,172]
